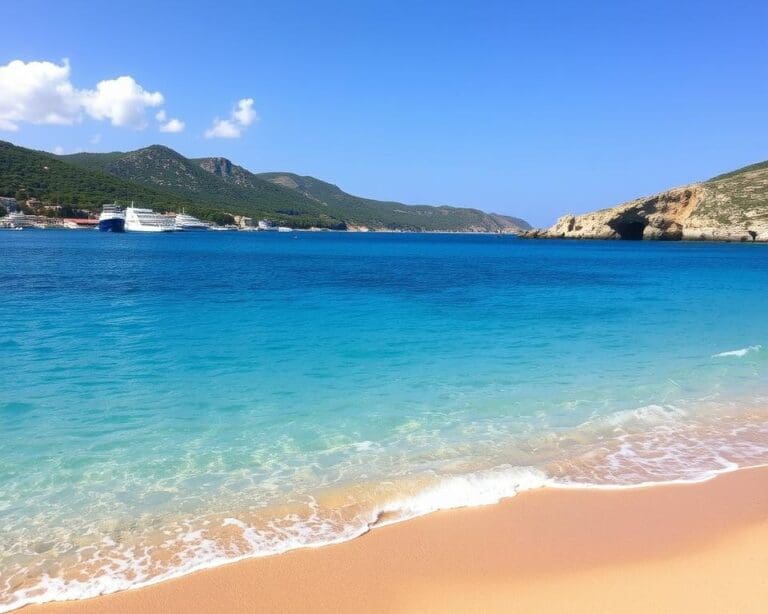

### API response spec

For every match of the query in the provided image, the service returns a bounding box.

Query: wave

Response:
[712,345,762,358]
[7,459,767,614]
[589,403,688,427]
[1,466,550,614]
[371,466,550,526]
[3,405,768,613]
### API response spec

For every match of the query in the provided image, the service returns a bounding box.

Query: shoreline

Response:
[24,464,768,614]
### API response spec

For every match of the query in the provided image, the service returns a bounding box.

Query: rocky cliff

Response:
[524,160,768,242]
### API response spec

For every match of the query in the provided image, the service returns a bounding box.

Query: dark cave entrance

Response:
[610,220,647,240]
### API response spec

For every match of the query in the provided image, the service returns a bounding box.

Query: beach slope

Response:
[28,466,768,614]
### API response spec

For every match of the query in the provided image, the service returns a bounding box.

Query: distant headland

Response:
[522,160,768,242]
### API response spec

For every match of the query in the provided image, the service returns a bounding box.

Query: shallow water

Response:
[1,231,767,610]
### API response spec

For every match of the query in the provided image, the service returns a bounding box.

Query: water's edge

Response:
[7,459,768,614]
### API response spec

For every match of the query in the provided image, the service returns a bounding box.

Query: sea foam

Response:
[372,466,551,525]
[712,345,762,358]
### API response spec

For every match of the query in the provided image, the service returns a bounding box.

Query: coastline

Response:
[25,465,768,614]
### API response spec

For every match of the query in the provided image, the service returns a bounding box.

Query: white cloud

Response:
[233,98,257,126]
[205,118,241,138]
[154,108,184,132]
[159,117,185,133]
[205,97,258,139]
[0,59,164,131]
[0,59,81,129]
[53,145,65,155]
[80,76,163,128]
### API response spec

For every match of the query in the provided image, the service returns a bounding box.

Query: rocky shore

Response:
[523,161,768,242]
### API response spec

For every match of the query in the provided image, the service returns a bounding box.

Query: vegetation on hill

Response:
[252,172,531,232]
[0,140,233,223]
[194,158,529,231]
[0,139,530,231]
[706,160,768,183]
[0,141,189,210]
[699,160,768,225]
[64,147,345,228]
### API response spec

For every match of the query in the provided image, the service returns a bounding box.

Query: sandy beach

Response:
[26,465,768,614]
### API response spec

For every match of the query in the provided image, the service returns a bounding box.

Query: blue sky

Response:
[1,0,766,225]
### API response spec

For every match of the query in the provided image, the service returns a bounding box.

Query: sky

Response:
[1,0,766,226]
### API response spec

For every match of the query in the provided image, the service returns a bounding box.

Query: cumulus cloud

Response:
[159,117,185,133]
[233,98,257,126]
[0,58,164,131]
[80,76,163,128]
[0,59,81,129]
[205,97,258,138]
[154,109,184,132]
[205,118,241,138]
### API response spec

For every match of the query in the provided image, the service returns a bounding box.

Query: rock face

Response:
[524,161,768,242]
[197,157,233,180]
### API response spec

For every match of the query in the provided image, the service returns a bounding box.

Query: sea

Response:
[1,230,767,610]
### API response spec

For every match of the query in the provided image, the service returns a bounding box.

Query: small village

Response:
[0,195,319,232]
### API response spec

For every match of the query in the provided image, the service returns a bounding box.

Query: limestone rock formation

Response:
[524,161,768,242]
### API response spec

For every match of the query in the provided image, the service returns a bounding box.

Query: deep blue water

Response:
[1,230,767,609]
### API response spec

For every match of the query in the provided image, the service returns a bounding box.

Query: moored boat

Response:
[174,211,209,231]
[98,204,126,232]
[125,205,175,232]
[2,212,35,228]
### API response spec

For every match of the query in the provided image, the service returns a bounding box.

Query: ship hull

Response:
[98,218,125,232]
[125,224,174,232]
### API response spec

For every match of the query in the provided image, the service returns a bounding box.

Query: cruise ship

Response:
[1,212,35,228]
[174,211,209,231]
[98,204,125,232]
[124,205,175,232]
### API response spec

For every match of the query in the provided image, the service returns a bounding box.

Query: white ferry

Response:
[125,205,175,232]
[174,211,209,231]
[3,212,35,228]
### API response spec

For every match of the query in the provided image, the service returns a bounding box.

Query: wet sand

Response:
[28,466,768,614]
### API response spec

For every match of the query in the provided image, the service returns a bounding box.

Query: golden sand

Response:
[28,466,768,614]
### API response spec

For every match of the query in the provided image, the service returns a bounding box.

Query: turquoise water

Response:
[1,231,767,609]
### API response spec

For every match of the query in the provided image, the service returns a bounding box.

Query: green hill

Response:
[194,157,528,231]
[0,140,197,214]
[0,139,530,231]
[63,146,342,228]
[63,146,529,231]
[252,171,531,232]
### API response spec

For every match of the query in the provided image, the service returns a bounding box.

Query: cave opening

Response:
[611,220,647,240]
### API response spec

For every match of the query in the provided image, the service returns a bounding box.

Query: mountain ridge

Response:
[0,140,232,220]
[199,163,531,232]
[53,144,529,231]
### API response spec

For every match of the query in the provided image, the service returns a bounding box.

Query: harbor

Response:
[0,197,295,232]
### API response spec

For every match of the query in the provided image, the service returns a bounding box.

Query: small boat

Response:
[98,204,126,232]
